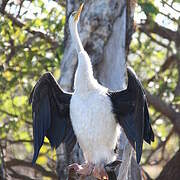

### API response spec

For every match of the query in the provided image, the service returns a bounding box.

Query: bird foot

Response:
[92,164,108,180]
[69,162,93,176]
[68,163,109,180]
[68,160,122,180]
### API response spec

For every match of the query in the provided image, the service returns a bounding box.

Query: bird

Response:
[29,3,154,180]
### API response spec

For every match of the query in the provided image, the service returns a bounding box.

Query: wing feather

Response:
[108,67,154,164]
[29,72,76,163]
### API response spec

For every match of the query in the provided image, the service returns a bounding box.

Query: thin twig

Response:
[161,0,180,13]
[141,129,174,165]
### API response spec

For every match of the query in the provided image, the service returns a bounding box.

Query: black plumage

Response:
[108,67,154,164]
[29,67,154,180]
[29,72,76,164]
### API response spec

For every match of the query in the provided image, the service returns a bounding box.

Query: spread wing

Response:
[29,72,76,164]
[108,67,154,164]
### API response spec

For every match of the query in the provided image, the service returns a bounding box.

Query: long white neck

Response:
[70,21,99,93]
[70,22,83,53]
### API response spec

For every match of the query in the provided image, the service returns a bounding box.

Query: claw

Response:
[68,163,94,177]
[68,163,81,171]
[68,161,121,180]
[77,163,93,176]
[92,165,108,180]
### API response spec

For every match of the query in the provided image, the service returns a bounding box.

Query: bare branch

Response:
[0,109,18,118]
[8,168,34,180]
[5,38,16,65]
[0,139,33,144]
[53,0,66,7]
[147,54,177,83]
[0,0,9,13]
[4,34,50,65]
[6,158,57,179]
[156,150,180,180]
[146,90,180,135]
[141,129,174,165]
[16,0,25,18]
[161,55,177,71]
[158,11,179,23]
[0,138,49,146]
[161,0,180,13]
[139,21,179,45]
[175,60,180,97]
[139,28,172,50]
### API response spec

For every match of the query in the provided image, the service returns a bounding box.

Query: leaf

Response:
[140,2,159,16]
[173,0,180,3]
[36,156,48,165]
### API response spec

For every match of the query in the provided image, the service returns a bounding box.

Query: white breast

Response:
[70,87,120,164]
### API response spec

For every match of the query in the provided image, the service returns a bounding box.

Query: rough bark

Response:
[57,0,141,179]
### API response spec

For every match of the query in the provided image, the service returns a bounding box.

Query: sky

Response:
[1,0,180,31]
[134,0,180,31]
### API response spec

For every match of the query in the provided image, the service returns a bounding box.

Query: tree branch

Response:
[175,60,180,97]
[0,109,18,118]
[0,139,33,144]
[0,138,49,146]
[6,158,57,179]
[138,27,172,50]
[0,10,59,48]
[4,34,50,65]
[156,150,180,180]
[53,0,66,7]
[161,0,180,13]
[139,21,178,45]
[16,0,25,18]
[141,129,174,165]
[0,0,9,13]
[158,11,178,23]
[147,54,177,83]
[161,54,177,71]
[8,168,35,180]
[146,90,180,135]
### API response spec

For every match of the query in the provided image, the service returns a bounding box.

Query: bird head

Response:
[69,3,84,28]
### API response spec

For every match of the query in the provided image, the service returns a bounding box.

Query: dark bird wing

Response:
[29,72,76,164]
[108,67,154,164]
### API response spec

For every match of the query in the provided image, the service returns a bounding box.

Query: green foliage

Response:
[138,0,159,17]
[129,0,180,178]
[0,0,179,179]
[0,0,65,178]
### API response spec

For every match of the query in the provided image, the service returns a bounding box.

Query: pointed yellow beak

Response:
[74,3,84,22]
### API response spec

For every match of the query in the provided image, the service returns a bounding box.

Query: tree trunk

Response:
[57,0,141,179]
